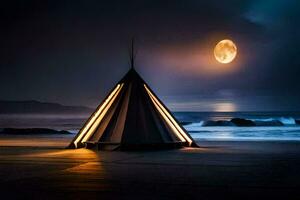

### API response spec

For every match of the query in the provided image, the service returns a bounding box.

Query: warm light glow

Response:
[144,84,193,145]
[142,40,242,77]
[147,91,186,142]
[81,83,124,143]
[81,84,124,143]
[74,84,123,147]
[29,149,97,159]
[147,93,186,142]
[64,162,103,174]
[214,39,237,64]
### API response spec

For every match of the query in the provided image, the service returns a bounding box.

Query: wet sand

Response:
[1,135,300,199]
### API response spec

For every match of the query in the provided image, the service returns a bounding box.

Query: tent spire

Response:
[130,38,135,69]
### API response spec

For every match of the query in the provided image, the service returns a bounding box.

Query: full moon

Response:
[214,39,237,64]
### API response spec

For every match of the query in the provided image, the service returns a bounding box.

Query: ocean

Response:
[0,111,300,141]
[175,112,300,141]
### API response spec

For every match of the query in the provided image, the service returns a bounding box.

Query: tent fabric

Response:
[68,68,198,150]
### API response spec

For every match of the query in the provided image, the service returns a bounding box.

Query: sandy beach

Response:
[0,135,299,200]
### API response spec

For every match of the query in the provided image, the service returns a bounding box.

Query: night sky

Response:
[1,0,300,111]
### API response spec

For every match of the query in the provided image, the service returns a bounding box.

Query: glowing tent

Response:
[69,39,197,150]
[68,68,197,150]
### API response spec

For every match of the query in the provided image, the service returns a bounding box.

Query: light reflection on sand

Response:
[64,162,104,174]
[25,148,98,160]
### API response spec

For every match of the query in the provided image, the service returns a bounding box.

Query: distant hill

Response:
[0,100,93,114]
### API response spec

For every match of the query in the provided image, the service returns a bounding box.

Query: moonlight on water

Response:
[214,39,237,64]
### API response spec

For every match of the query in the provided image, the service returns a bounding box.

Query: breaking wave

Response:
[183,117,299,127]
[180,113,300,141]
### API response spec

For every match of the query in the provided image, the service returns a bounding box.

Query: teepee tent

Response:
[68,68,197,150]
[68,42,198,150]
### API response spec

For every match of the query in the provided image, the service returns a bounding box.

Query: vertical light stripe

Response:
[144,85,186,143]
[81,84,124,143]
[144,84,193,145]
[74,84,122,147]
